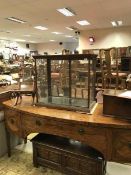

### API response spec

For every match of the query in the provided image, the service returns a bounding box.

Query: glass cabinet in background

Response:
[33,54,97,113]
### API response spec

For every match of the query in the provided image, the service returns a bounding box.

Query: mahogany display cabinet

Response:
[33,54,97,113]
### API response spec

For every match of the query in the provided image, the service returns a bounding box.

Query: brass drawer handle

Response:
[35,120,42,126]
[78,128,85,135]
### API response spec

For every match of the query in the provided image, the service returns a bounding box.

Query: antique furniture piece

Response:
[10,64,36,106]
[83,47,130,90]
[31,133,106,175]
[33,54,97,112]
[1,94,131,164]
[10,80,36,106]
[0,88,21,157]
[103,89,131,119]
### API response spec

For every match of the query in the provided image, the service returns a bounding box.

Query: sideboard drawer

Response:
[22,114,107,156]
[112,129,131,162]
[4,109,22,136]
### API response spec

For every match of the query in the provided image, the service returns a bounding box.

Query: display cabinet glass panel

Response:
[33,54,97,112]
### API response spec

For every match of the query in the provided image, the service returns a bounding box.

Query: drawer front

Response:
[4,109,22,136]
[112,130,131,162]
[22,114,107,156]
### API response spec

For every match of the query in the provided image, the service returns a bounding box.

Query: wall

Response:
[37,42,78,55]
[79,26,131,53]
[17,42,37,55]
[0,40,37,59]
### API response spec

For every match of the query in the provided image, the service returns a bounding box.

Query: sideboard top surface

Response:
[2,94,131,129]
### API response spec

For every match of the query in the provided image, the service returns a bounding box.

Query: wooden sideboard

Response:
[0,92,131,163]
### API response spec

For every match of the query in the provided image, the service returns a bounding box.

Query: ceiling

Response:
[0,0,131,43]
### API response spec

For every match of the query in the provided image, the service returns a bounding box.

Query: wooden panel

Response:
[64,154,99,175]
[4,109,22,137]
[103,93,131,120]
[32,133,105,175]
[0,92,10,110]
[22,114,107,157]
[112,129,131,162]
[37,145,62,164]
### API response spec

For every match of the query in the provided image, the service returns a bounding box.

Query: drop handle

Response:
[35,120,42,126]
[78,128,85,135]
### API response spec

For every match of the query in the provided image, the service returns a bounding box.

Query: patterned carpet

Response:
[0,149,63,175]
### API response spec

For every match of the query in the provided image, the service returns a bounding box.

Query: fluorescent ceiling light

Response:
[34,26,48,30]
[0,30,12,33]
[0,37,8,40]
[66,27,74,30]
[6,17,26,23]
[29,41,36,43]
[65,35,73,38]
[111,21,123,27]
[50,40,55,42]
[23,35,31,37]
[77,20,90,26]
[52,32,62,35]
[117,20,123,26]
[57,7,76,16]
[15,39,26,42]
[111,21,117,27]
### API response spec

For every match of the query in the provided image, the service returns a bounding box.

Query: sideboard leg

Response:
[24,137,27,144]
[5,128,11,157]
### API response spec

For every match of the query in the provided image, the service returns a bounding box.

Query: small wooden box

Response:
[31,134,106,175]
[103,91,131,119]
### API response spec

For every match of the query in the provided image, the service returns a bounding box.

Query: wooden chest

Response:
[31,134,106,175]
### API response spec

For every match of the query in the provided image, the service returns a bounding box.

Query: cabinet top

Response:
[32,54,97,60]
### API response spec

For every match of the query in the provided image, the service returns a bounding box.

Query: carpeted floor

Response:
[0,149,63,175]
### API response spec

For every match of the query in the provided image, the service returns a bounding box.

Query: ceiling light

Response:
[34,26,48,30]
[111,21,117,27]
[66,27,74,31]
[23,35,31,37]
[50,40,55,42]
[57,7,76,17]
[0,30,12,33]
[6,17,26,23]
[52,32,62,35]
[77,20,90,26]
[29,41,36,43]
[117,21,123,26]
[15,39,26,42]
[111,21,123,27]
[65,35,73,38]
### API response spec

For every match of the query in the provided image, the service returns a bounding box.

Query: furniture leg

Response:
[5,128,11,157]
[33,144,38,168]
[24,137,27,144]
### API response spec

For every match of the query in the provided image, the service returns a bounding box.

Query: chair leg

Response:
[14,94,19,106]
[32,92,36,105]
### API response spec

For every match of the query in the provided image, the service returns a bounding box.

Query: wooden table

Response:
[1,88,131,163]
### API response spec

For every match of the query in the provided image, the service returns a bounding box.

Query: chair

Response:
[10,79,36,106]
[10,65,36,106]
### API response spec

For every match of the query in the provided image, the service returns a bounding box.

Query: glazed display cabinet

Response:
[33,54,97,112]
